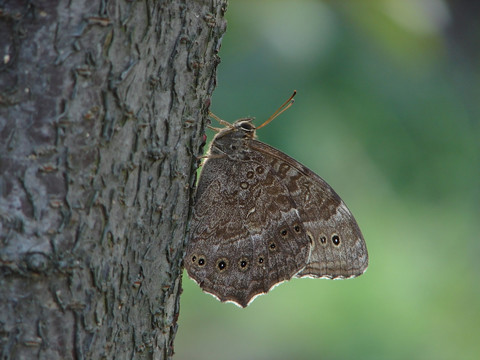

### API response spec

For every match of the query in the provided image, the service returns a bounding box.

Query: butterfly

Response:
[185,91,368,307]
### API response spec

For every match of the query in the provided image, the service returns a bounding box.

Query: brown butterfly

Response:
[185,91,368,307]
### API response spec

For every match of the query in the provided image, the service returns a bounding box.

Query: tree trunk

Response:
[0,0,226,358]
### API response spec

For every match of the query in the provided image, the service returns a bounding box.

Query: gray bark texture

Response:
[0,0,227,358]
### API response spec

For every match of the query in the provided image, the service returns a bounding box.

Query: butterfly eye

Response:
[239,122,254,131]
[198,257,206,266]
[191,255,197,262]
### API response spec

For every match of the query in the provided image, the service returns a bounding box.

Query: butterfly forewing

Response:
[249,140,368,278]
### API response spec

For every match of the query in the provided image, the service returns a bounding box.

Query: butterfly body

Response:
[185,115,368,307]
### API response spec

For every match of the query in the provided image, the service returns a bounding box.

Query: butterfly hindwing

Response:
[185,153,310,307]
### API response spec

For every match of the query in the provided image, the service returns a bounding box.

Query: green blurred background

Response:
[176,1,480,359]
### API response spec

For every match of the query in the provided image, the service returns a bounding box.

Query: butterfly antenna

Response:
[256,90,297,130]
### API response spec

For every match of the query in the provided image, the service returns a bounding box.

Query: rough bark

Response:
[0,0,227,358]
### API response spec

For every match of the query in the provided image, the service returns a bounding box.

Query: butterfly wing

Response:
[185,153,310,307]
[249,140,369,279]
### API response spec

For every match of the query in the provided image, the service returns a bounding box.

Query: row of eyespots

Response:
[280,224,302,237]
[245,166,266,180]
[217,257,248,272]
[190,255,205,266]
[240,166,266,189]
[278,223,341,247]
[191,254,266,272]
[268,223,302,251]
[190,224,304,271]
[189,230,341,272]
[319,234,341,246]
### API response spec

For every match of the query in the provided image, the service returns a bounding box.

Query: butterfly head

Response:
[207,118,257,156]
[207,91,296,156]
[234,118,256,137]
